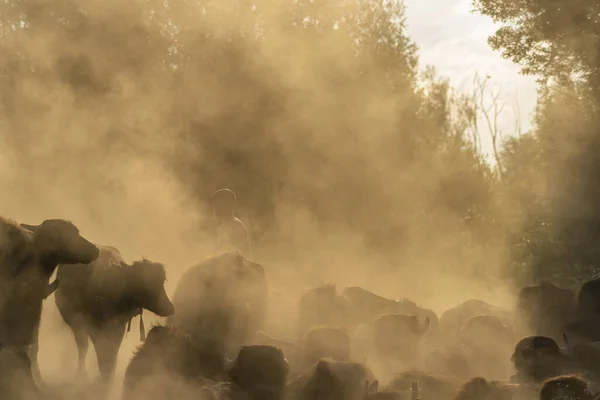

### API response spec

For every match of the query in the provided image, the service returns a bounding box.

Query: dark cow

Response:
[251,331,302,378]
[0,218,99,385]
[454,377,519,400]
[304,326,351,367]
[342,287,439,338]
[539,375,595,400]
[395,298,440,339]
[564,276,600,343]
[226,345,289,400]
[570,342,600,385]
[0,345,40,400]
[124,325,228,400]
[298,285,358,339]
[287,359,376,400]
[47,245,174,383]
[510,336,577,384]
[563,319,600,343]
[423,347,471,381]
[169,251,268,357]
[439,299,510,341]
[454,315,515,380]
[517,282,576,340]
[577,275,600,318]
[353,313,430,379]
[423,315,513,382]
[341,287,401,322]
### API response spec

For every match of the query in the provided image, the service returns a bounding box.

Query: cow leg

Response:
[65,315,90,381]
[29,320,42,385]
[90,322,126,383]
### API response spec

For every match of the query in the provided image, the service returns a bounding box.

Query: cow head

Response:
[511,335,563,383]
[21,219,99,273]
[300,359,375,400]
[228,345,289,391]
[123,260,175,317]
[539,375,594,400]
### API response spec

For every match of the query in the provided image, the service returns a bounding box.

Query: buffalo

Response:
[288,359,376,400]
[342,287,439,337]
[251,331,302,377]
[341,287,402,322]
[45,245,174,383]
[304,326,351,368]
[298,285,358,338]
[453,315,515,380]
[0,218,99,385]
[569,342,600,385]
[439,299,510,342]
[124,325,228,400]
[517,282,576,340]
[353,313,430,380]
[0,345,40,400]
[510,336,575,384]
[577,275,600,318]
[422,347,471,382]
[539,375,595,400]
[454,377,519,400]
[563,276,600,343]
[227,345,289,400]
[169,251,268,357]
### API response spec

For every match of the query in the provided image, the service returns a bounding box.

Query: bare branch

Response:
[513,91,523,138]
[473,74,505,179]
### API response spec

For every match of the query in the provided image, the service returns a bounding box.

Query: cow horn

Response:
[120,261,132,268]
[44,279,59,299]
[139,313,146,342]
[20,223,40,232]
[413,316,430,334]
[562,333,572,355]
[224,357,235,371]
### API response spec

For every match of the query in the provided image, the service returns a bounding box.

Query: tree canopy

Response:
[2,0,598,288]
[475,0,600,285]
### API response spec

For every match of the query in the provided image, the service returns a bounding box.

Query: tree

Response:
[0,0,501,280]
[473,0,600,93]
[474,0,600,284]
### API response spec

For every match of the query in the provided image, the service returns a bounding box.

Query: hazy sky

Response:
[403,0,538,160]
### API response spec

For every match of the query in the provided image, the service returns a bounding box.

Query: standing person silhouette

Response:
[212,188,252,260]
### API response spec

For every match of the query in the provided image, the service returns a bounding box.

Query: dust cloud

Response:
[0,0,519,396]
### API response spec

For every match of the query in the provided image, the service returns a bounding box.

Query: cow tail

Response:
[139,312,146,342]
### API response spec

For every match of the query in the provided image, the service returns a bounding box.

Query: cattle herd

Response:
[2,217,600,400]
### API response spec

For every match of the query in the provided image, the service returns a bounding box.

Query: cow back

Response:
[517,282,576,339]
[578,276,600,318]
[55,245,127,316]
[169,252,268,350]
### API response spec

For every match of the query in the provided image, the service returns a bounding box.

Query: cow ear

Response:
[412,316,430,334]
[20,223,40,232]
